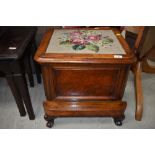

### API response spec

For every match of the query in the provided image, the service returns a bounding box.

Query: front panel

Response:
[44,64,129,101]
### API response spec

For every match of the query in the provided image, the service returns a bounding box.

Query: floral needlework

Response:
[58,30,114,52]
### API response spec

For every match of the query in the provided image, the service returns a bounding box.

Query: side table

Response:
[0,27,36,120]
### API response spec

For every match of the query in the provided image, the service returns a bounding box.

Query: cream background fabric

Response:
[46,29,126,55]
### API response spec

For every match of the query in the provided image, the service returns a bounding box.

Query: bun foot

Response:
[114,119,122,126]
[44,115,55,128]
[46,119,54,128]
[113,114,125,126]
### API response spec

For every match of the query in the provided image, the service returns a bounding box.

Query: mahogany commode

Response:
[35,27,135,128]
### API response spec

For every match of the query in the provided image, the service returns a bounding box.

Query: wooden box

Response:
[35,27,135,127]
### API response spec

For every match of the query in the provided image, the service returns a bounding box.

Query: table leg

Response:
[31,42,42,84]
[34,62,41,84]
[24,55,34,87]
[13,73,35,120]
[6,75,26,117]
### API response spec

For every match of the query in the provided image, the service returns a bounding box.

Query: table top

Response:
[0,27,36,60]
[35,27,135,64]
[46,29,126,55]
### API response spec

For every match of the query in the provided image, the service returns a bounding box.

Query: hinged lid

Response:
[35,28,135,64]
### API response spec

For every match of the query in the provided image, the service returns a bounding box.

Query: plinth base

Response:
[43,100,127,128]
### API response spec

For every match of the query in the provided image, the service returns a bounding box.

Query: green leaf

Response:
[60,40,70,45]
[72,44,85,50]
[102,38,113,44]
[86,44,99,52]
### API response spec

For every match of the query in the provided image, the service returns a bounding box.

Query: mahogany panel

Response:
[55,68,116,100]
[44,64,129,101]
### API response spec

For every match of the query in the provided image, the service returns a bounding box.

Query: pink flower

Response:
[70,31,82,37]
[71,38,85,44]
[87,35,101,41]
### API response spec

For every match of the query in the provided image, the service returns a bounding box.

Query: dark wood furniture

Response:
[125,26,155,121]
[0,27,37,120]
[35,27,135,127]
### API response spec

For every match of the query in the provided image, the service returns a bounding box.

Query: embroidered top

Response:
[46,29,125,54]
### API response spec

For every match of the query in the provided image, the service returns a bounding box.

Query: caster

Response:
[114,119,122,126]
[46,119,54,128]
